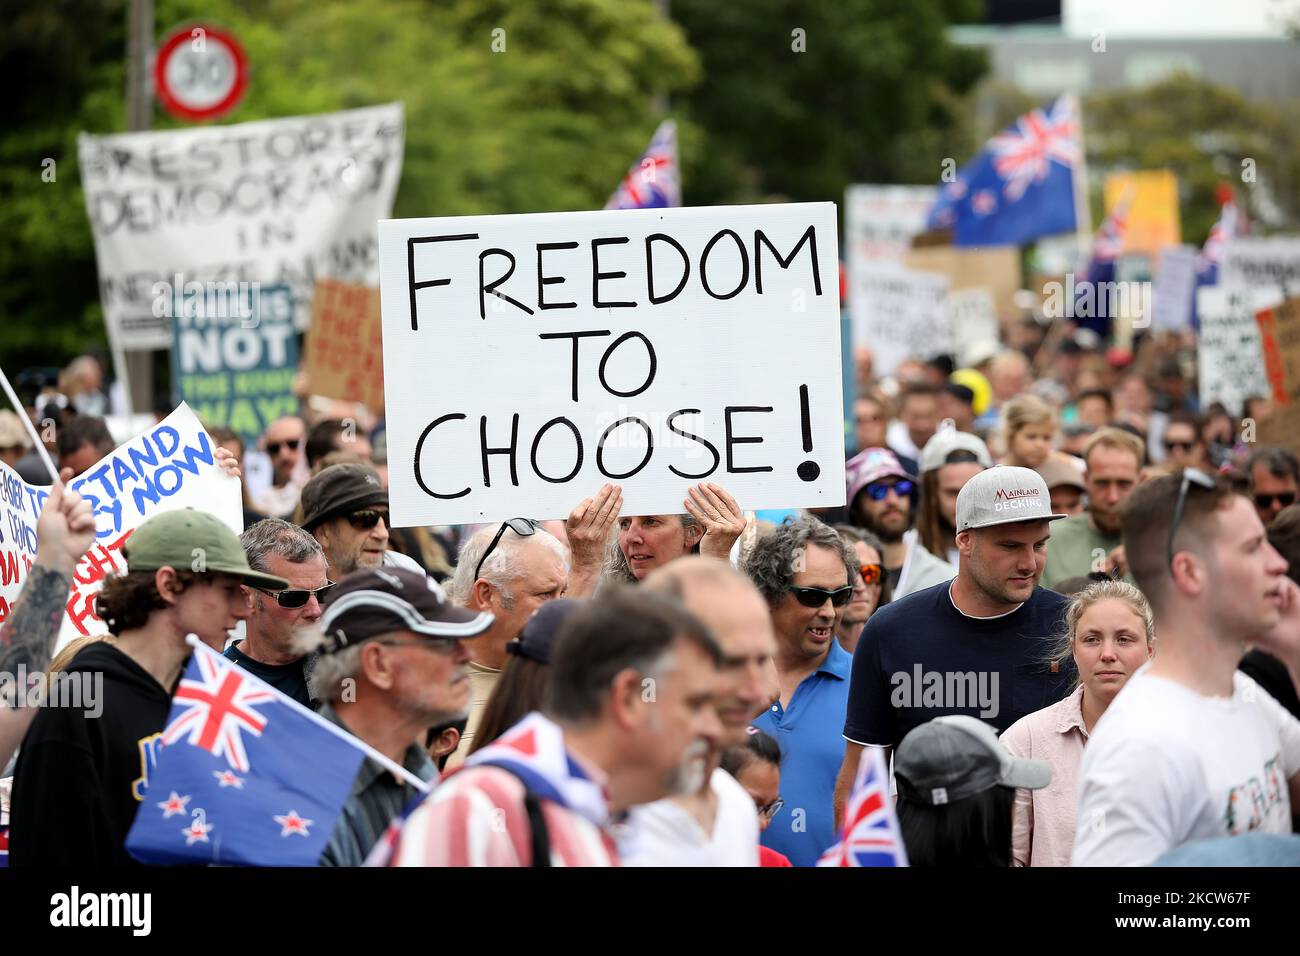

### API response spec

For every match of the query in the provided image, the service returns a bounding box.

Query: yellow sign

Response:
[1103,170,1181,257]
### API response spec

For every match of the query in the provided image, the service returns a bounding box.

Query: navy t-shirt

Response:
[844,581,1072,748]
[223,642,315,709]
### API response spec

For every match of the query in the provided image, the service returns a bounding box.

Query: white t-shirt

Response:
[1072,667,1300,867]
[619,768,760,866]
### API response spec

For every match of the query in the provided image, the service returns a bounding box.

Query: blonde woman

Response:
[999,394,1057,470]
[1000,580,1154,867]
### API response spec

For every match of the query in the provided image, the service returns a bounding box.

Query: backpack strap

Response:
[521,787,552,868]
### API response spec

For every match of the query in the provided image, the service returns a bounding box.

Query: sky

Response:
[1064,0,1299,37]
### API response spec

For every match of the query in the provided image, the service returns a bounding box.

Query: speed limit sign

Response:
[153,24,249,122]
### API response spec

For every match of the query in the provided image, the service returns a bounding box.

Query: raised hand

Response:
[684,482,746,561]
[564,483,623,597]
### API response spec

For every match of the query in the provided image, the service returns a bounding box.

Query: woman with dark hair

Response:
[894,715,1051,867]
[832,525,891,655]
[467,599,582,755]
[720,728,791,867]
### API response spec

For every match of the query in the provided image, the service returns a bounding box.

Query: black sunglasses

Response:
[256,581,335,609]
[1164,439,1195,453]
[786,584,854,608]
[266,438,301,455]
[1167,468,1217,571]
[347,508,389,530]
[1255,492,1296,509]
[473,518,538,583]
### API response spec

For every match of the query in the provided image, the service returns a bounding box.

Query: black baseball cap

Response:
[318,567,493,653]
[505,598,583,665]
[300,462,389,531]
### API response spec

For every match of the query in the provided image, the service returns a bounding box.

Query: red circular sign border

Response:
[153,23,249,122]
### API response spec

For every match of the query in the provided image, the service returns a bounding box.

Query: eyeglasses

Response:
[256,581,335,609]
[786,584,854,608]
[756,797,784,820]
[858,563,883,586]
[1163,439,1195,453]
[1255,492,1296,510]
[1167,468,1217,571]
[473,518,538,583]
[862,479,915,501]
[266,438,301,456]
[347,509,389,530]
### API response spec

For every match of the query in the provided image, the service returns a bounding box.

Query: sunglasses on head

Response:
[1167,468,1217,570]
[1255,492,1296,509]
[256,581,335,609]
[474,518,538,583]
[266,438,301,456]
[786,584,854,608]
[858,563,883,586]
[347,508,389,530]
[863,479,915,501]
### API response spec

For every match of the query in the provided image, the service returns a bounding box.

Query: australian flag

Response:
[926,95,1081,246]
[125,642,366,866]
[817,747,908,867]
[605,120,681,210]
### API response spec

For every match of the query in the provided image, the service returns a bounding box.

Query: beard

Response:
[663,738,710,797]
[1091,507,1122,536]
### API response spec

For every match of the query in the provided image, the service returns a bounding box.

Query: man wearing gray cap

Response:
[834,466,1073,827]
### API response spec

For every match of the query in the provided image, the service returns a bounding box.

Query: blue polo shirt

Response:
[753,639,853,867]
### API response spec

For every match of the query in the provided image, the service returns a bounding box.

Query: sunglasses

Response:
[786,584,854,608]
[756,797,784,820]
[474,518,538,583]
[1167,468,1217,570]
[1163,440,1195,453]
[256,581,335,609]
[347,509,389,530]
[858,563,883,586]
[862,479,915,501]
[1255,492,1296,509]
[266,438,301,455]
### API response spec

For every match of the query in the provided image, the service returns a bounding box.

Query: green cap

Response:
[124,509,290,591]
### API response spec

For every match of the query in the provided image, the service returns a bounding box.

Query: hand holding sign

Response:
[565,483,624,598]
[685,482,746,561]
[36,470,96,576]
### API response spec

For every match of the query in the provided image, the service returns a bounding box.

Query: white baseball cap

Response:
[955,465,1069,532]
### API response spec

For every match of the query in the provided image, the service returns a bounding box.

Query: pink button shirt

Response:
[1000,684,1089,868]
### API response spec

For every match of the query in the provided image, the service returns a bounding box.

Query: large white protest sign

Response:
[0,404,241,648]
[77,103,404,350]
[850,266,950,376]
[1221,238,1300,296]
[844,185,936,265]
[947,288,999,368]
[1151,244,1197,332]
[1196,287,1279,417]
[377,203,844,526]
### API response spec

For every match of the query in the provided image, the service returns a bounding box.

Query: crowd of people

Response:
[2,329,1300,868]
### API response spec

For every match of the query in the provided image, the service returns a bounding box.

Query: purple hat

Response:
[846,447,914,506]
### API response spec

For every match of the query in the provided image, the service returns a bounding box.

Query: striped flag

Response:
[605,120,681,210]
[817,747,908,867]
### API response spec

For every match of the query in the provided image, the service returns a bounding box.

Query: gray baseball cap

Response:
[895,715,1052,806]
[955,465,1068,532]
[920,421,994,473]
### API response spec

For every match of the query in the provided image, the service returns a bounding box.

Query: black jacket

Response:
[8,642,175,866]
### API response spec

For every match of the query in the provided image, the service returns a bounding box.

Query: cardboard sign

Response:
[947,288,1001,368]
[1150,244,1198,332]
[902,245,1022,319]
[1103,171,1181,257]
[1254,296,1300,407]
[170,285,298,446]
[377,203,845,525]
[305,279,386,411]
[850,267,950,376]
[77,104,404,350]
[0,404,242,648]
[1196,288,1277,417]
[1257,401,1300,453]
[1221,238,1300,295]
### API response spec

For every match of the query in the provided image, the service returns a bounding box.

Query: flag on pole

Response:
[1073,187,1134,339]
[1198,194,1243,285]
[605,120,681,210]
[816,746,908,867]
[926,95,1081,246]
[125,640,373,866]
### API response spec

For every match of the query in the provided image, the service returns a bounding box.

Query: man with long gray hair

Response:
[224,518,332,708]
[444,520,570,766]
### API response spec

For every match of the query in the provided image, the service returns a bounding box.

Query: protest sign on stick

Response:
[0,404,241,648]
[77,103,404,351]
[1196,288,1276,417]
[1221,238,1300,296]
[170,285,298,446]
[305,279,386,411]
[377,203,844,526]
[851,267,951,375]
[1150,244,1197,332]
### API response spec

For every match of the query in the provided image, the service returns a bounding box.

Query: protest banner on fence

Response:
[1196,287,1276,417]
[1103,170,1181,257]
[377,203,844,526]
[305,279,386,411]
[1221,238,1300,296]
[77,103,404,350]
[170,285,297,446]
[902,245,1022,319]
[1254,296,1300,408]
[947,288,1000,368]
[844,185,936,265]
[1151,244,1198,332]
[850,266,950,377]
[0,404,241,647]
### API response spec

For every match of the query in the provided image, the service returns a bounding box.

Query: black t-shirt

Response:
[844,581,1073,748]
[8,642,175,867]
[223,642,314,709]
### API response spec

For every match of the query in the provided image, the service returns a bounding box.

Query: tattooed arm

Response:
[0,474,95,770]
